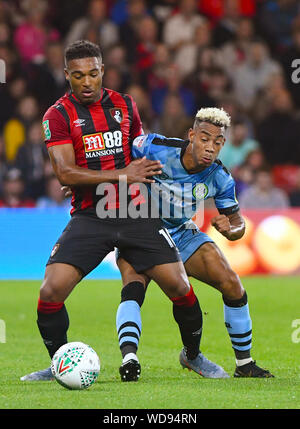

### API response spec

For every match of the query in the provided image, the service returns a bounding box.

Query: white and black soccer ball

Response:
[51,342,100,390]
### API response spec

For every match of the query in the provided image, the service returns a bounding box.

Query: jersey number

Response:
[159,228,176,248]
[83,131,123,152]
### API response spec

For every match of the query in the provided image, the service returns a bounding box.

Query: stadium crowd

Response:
[0,0,300,209]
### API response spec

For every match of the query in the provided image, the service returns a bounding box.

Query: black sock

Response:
[37,304,69,359]
[172,293,203,360]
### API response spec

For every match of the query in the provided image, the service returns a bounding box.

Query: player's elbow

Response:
[55,166,76,186]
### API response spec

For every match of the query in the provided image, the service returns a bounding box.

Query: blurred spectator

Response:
[185,46,222,103]
[219,118,259,170]
[174,18,212,77]
[257,0,300,54]
[104,43,131,90]
[28,41,68,110]
[102,65,124,93]
[163,0,205,63]
[281,22,300,109]
[150,0,178,29]
[152,93,193,139]
[231,163,255,198]
[205,67,233,105]
[0,21,11,45]
[233,39,282,110]
[251,71,287,123]
[0,76,28,132]
[239,167,290,209]
[0,168,35,208]
[151,64,196,116]
[0,45,19,81]
[126,84,155,132]
[15,120,47,199]
[0,134,8,196]
[244,149,267,172]
[256,88,300,165]
[3,95,39,162]
[133,15,159,88]
[14,0,60,65]
[147,43,172,92]
[65,0,119,51]
[37,176,70,208]
[200,0,255,24]
[219,17,255,79]
[212,0,241,47]
[289,170,300,207]
[119,0,149,65]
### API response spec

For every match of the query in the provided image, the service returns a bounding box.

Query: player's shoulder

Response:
[212,159,232,179]
[43,93,70,121]
[212,159,234,186]
[103,87,134,107]
[133,133,187,150]
[151,134,188,149]
[214,159,231,175]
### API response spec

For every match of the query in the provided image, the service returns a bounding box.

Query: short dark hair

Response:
[64,40,102,65]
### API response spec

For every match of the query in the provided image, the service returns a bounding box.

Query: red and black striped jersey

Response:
[42,88,143,215]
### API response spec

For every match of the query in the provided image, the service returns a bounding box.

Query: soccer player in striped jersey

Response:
[21,41,227,382]
[116,107,274,379]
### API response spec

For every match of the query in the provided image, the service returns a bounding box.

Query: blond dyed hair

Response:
[194,107,231,129]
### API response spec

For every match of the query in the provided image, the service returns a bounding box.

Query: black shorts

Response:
[47,213,180,276]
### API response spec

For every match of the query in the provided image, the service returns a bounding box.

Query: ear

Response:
[188,128,195,142]
[64,68,69,82]
[100,63,104,78]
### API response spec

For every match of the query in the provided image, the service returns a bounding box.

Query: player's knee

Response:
[166,278,190,299]
[220,270,244,300]
[39,280,64,303]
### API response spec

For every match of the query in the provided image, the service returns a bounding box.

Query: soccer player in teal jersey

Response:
[116,107,274,380]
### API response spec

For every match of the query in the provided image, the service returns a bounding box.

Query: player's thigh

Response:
[119,220,181,275]
[184,242,242,293]
[40,262,83,302]
[49,214,115,273]
[117,256,149,289]
[145,260,190,299]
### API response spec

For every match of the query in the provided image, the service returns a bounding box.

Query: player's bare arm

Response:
[210,210,245,241]
[49,144,162,186]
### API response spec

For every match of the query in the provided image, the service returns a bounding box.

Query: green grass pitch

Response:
[0,277,299,409]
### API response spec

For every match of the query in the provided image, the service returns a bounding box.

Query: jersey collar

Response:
[69,88,104,106]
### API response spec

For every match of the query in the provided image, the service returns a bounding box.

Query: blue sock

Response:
[116,282,145,358]
[223,292,252,362]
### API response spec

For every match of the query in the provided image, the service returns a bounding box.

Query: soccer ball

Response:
[51,342,100,390]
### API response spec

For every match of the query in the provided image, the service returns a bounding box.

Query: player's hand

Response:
[211,214,231,235]
[122,157,162,184]
[61,186,72,197]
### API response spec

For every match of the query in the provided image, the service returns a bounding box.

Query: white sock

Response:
[236,357,253,367]
[122,353,139,364]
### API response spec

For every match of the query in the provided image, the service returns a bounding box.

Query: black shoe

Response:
[234,360,274,378]
[119,359,141,382]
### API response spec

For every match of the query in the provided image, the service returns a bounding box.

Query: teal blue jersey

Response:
[132,133,239,232]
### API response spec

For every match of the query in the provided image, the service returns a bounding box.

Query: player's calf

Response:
[171,285,203,361]
[116,281,145,381]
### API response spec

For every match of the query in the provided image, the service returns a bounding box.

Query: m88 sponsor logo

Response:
[83,131,123,158]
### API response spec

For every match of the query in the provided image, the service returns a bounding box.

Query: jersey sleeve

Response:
[131,134,152,158]
[129,96,144,140]
[214,172,240,215]
[42,106,72,148]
